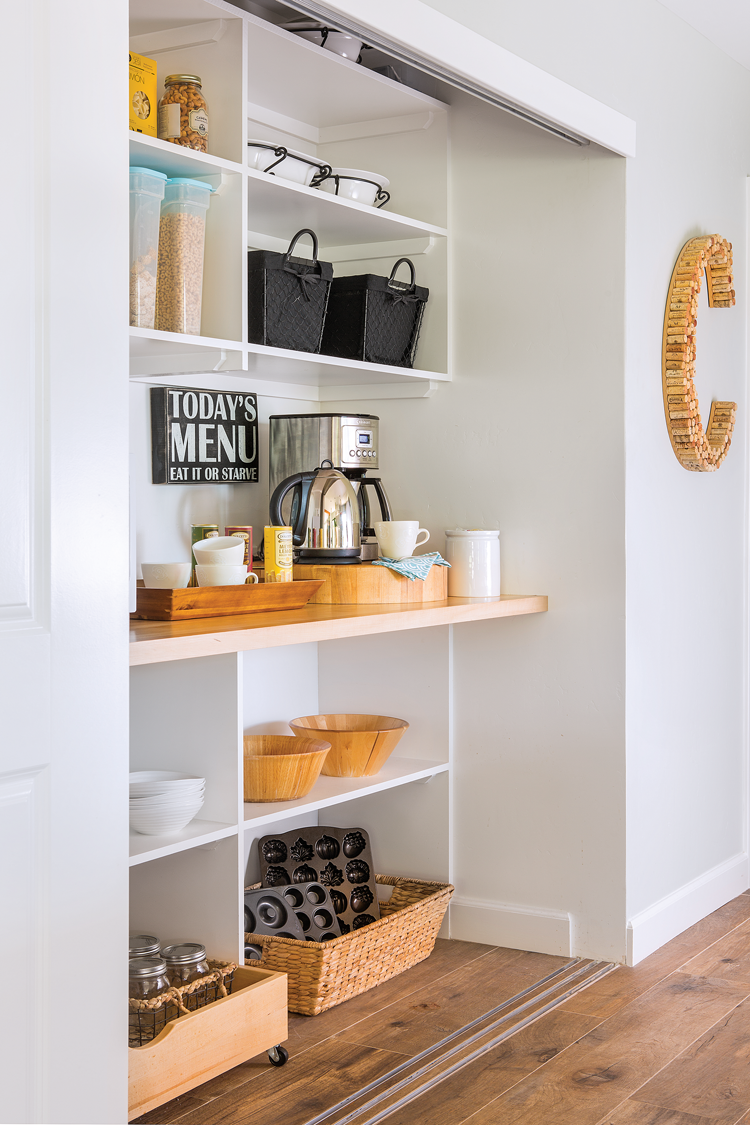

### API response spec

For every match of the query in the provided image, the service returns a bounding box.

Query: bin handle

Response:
[283,229,323,301]
[387,258,420,304]
[285,229,320,264]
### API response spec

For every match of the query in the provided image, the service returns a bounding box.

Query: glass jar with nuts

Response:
[157,74,209,153]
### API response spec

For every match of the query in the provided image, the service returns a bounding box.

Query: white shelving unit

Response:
[126,2,548,1111]
[128,598,548,966]
[128,0,450,397]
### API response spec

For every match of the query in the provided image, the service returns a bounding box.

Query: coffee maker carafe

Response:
[269,413,392,548]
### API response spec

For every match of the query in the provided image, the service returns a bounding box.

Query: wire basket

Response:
[128,960,236,1047]
[321,257,429,368]
[247,228,333,353]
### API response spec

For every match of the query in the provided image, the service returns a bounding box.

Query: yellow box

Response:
[264,527,293,582]
[129,52,157,137]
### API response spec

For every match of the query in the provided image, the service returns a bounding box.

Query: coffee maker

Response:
[268,413,392,556]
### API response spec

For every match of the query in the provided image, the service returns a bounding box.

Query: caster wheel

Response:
[267,1045,289,1067]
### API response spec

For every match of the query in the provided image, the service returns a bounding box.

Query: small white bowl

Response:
[192,537,246,565]
[141,562,192,589]
[130,813,202,836]
[319,168,390,207]
[130,783,205,797]
[247,140,328,187]
[130,771,203,784]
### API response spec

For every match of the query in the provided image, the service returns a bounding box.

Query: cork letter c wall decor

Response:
[663,234,736,472]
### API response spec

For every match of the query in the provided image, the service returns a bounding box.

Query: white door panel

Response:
[0,1,130,1121]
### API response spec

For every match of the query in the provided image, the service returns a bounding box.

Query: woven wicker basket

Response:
[245,874,453,1015]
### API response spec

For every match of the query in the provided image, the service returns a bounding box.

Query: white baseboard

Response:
[627,852,749,966]
[449,897,571,956]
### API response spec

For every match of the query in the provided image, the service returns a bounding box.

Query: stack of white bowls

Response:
[130,771,206,836]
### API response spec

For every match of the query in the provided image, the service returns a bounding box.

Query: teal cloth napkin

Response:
[372,551,451,582]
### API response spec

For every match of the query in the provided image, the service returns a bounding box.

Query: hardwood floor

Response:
[133,891,750,1125]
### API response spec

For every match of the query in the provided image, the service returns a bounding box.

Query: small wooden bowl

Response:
[289,715,409,778]
[243,735,330,802]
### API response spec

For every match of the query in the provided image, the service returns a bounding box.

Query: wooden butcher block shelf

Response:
[291,560,448,604]
[129,595,549,665]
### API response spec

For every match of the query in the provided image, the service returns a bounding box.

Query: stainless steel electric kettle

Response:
[269,460,361,563]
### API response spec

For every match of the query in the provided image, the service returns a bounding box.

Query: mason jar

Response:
[128,956,173,1047]
[161,943,210,986]
[128,955,170,1001]
[158,74,209,152]
[129,933,160,959]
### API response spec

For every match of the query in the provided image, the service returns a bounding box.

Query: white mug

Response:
[374,521,430,560]
[193,536,246,565]
[141,562,192,589]
[196,565,259,587]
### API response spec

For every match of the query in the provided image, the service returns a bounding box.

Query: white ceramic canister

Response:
[444,529,500,598]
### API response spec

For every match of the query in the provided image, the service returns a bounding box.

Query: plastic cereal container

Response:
[129,167,167,329]
[155,178,213,336]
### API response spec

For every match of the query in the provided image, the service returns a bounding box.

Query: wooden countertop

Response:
[129,594,548,666]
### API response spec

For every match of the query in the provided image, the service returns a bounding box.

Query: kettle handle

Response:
[269,472,313,547]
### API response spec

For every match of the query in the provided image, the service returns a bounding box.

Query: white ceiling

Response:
[658,0,750,70]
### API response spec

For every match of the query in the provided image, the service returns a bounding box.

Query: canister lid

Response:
[164,74,202,86]
[129,933,160,956]
[165,177,215,191]
[129,167,168,181]
[161,942,207,964]
[129,956,167,978]
[445,528,499,537]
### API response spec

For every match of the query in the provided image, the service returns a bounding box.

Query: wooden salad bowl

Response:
[243,735,330,802]
[289,714,409,778]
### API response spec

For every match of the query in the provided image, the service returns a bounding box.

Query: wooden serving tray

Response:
[131,580,324,621]
[291,561,448,604]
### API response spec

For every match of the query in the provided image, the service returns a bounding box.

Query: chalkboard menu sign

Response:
[151,387,258,484]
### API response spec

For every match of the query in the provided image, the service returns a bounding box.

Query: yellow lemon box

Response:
[129,52,157,137]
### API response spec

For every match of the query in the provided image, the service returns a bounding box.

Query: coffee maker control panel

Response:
[341,424,377,468]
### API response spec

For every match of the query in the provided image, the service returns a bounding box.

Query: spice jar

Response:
[155,177,213,336]
[129,932,160,958]
[158,75,209,152]
[161,943,210,986]
[128,956,170,1001]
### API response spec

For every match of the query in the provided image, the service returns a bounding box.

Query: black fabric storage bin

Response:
[321,258,429,368]
[248,229,333,353]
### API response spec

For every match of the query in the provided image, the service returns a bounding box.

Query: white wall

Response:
[411,0,750,959]
[332,95,629,960]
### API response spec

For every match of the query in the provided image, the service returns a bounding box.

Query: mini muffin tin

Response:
[244,883,341,942]
[258,826,380,932]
